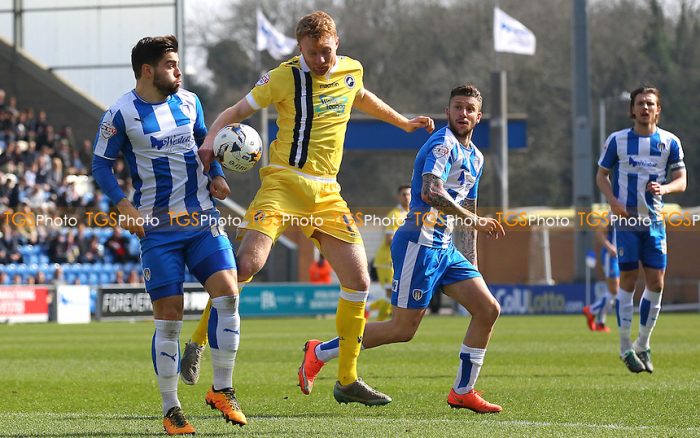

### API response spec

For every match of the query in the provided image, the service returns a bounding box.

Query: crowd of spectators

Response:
[0,87,144,285]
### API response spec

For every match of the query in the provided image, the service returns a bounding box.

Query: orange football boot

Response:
[205,386,247,426]
[447,389,502,413]
[163,406,196,435]
[298,339,326,395]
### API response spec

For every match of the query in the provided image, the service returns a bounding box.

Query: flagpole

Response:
[255,16,270,168]
[492,2,508,214]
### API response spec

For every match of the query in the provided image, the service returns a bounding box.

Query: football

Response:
[212,123,263,172]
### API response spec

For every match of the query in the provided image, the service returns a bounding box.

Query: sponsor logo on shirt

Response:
[256,72,270,86]
[149,134,194,150]
[432,145,450,159]
[628,157,657,168]
[100,121,117,139]
[315,95,348,115]
[344,75,355,88]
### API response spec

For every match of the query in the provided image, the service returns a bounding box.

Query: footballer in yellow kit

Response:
[370,185,410,320]
[240,54,365,244]
[186,11,434,406]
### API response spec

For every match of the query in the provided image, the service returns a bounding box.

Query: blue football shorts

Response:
[390,233,481,309]
[140,223,236,301]
[600,247,620,279]
[615,221,666,271]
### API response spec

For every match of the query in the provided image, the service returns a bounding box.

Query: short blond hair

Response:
[295,11,337,42]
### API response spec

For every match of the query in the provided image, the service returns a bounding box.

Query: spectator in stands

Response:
[0,271,8,285]
[309,255,333,284]
[69,148,86,174]
[21,141,38,168]
[36,149,52,184]
[47,157,63,188]
[56,177,81,207]
[105,226,131,263]
[47,231,79,264]
[0,222,23,264]
[0,173,16,206]
[55,139,71,167]
[80,235,104,264]
[115,270,125,284]
[127,269,141,285]
[35,271,47,285]
[0,141,20,169]
[12,273,22,284]
[52,264,65,286]
[6,96,18,118]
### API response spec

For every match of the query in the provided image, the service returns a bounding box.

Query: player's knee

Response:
[342,275,371,293]
[647,279,664,292]
[157,308,181,321]
[237,257,264,282]
[356,270,372,292]
[477,299,500,325]
[394,331,416,343]
[390,317,420,343]
[488,299,501,322]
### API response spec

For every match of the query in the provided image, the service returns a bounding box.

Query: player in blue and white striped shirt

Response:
[597,85,687,374]
[299,85,506,413]
[92,35,246,434]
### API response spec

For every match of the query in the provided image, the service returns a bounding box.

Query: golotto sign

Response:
[0,286,49,323]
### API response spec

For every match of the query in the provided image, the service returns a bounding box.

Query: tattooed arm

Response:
[455,198,478,268]
[421,173,504,238]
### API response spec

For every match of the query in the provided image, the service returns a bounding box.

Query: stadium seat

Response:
[99,272,112,284]
[88,273,99,285]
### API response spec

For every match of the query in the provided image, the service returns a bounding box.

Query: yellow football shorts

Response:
[240,166,363,245]
[375,266,394,289]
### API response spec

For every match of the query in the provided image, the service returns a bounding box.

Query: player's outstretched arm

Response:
[422,174,504,238]
[198,99,257,171]
[353,88,434,133]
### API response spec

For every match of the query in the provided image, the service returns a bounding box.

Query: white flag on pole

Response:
[494,7,536,55]
[257,9,297,59]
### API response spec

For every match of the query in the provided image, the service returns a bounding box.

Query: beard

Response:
[448,120,470,140]
[154,71,179,96]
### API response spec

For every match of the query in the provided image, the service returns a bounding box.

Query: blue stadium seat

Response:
[88,273,99,285]
[99,272,112,284]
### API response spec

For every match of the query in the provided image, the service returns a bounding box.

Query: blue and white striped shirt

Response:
[598,127,684,222]
[401,126,484,248]
[93,89,221,220]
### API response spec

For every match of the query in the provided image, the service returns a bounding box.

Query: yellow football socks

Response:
[190,300,211,346]
[336,287,369,386]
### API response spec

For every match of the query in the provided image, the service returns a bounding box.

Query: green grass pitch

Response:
[1,313,699,437]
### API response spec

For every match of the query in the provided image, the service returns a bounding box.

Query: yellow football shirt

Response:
[246,55,364,178]
[374,205,409,269]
